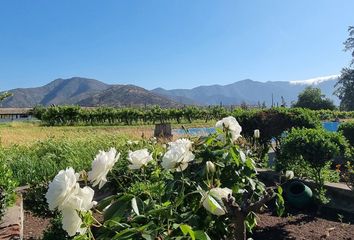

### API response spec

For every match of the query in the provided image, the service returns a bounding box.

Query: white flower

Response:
[128,149,153,170]
[215,116,242,141]
[45,167,79,211]
[88,148,120,189]
[206,161,216,173]
[47,168,97,237]
[161,145,195,172]
[168,138,193,151]
[61,207,86,237]
[65,186,96,211]
[254,129,260,139]
[202,187,232,216]
[60,186,96,237]
[285,170,294,180]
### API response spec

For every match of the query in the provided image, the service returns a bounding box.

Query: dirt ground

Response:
[23,210,50,240]
[252,212,354,240]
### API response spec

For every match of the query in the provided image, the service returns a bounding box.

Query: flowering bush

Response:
[46,116,280,240]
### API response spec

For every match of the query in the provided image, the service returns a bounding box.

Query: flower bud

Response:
[206,161,216,173]
[285,170,294,180]
[254,129,260,139]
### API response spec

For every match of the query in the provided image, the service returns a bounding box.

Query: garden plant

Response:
[45,116,283,240]
[277,128,351,203]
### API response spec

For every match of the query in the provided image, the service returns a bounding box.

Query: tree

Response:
[344,26,354,66]
[334,27,354,110]
[0,92,12,102]
[292,86,336,110]
[334,68,354,110]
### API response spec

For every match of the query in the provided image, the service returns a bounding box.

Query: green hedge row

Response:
[33,105,230,126]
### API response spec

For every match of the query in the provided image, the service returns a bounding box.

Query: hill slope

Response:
[152,77,340,106]
[1,77,178,107]
[78,85,179,107]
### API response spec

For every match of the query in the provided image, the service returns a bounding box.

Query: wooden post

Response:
[154,123,172,139]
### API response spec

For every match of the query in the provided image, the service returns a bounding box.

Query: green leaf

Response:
[104,194,134,221]
[194,230,211,240]
[142,233,153,240]
[245,158,255,170]
[96,195,119,211]
[277,185,283,195]
[245,211,257,233]
[230,147,240,166]
[180,224,195,240]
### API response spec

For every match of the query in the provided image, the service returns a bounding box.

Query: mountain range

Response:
[0,75,340,108]
[152,75,340,106]
[0,77,179,108]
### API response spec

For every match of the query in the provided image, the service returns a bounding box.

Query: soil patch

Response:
[23,210,50,240]
[252,212,354,240]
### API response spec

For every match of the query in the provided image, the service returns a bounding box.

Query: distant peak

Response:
[289,75,339,85]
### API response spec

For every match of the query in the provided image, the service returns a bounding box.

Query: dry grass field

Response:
[0,121,214,147]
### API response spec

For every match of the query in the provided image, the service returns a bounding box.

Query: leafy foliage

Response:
[95,132,272,239]
[338,121,354,147]
[277,128,351,203]
[233,107,321,162]
[33,105,229,126]
[334,68,354,111]
[0,158,18,219]
[42,118,282,240]
[343,26,354,66]
[334,27,354,110]
[292,86,336,110]
[314,109,354,121]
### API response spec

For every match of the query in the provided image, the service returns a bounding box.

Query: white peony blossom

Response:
[168,138,193,151]
[161,145,195,172]
[60,186,96,237]
[47,167,97,237]
[61,207,86,237]
[215,116,242,141]
[128,149,153,170]
[64,186,96,211]
[88,148,120,189]
[202,187,232,216]
[285,170,294,180]
[45,167,80,211]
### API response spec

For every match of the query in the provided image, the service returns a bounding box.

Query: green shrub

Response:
[233,108,321,163]
[338,121,354,147]
[277,128,350,203]
[0,158,18,219]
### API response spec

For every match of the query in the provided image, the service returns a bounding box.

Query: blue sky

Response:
[1,0,354,91]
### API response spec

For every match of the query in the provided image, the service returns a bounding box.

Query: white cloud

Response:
[289,74,339,85]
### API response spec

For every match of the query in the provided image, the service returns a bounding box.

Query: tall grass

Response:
[0,136,127,185]
[0,121,214,185]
